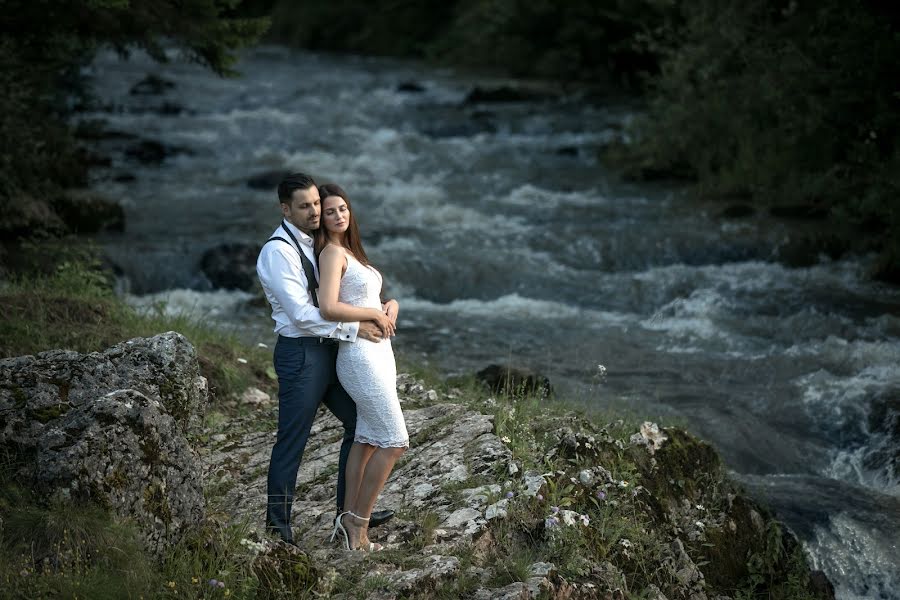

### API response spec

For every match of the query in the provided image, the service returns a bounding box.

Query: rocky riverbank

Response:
[1,333,834,599]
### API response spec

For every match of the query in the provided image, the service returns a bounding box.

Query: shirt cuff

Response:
[333,321,359,342]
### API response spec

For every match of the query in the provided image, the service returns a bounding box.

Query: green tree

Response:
[628,0,900,277]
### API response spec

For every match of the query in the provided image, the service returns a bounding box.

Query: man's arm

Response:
[257,244,359,341]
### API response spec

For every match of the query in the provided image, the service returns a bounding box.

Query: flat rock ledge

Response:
[200,373,832,600]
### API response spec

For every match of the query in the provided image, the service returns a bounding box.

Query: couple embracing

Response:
[256,172,408,552]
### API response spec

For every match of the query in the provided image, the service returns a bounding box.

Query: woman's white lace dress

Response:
[336,256,409,448]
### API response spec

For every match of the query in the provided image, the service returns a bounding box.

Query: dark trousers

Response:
[265,335,357,542]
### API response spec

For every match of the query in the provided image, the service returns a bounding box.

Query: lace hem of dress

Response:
[355,434,410,448]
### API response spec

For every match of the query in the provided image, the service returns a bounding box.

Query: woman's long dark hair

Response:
[314,183,371,267]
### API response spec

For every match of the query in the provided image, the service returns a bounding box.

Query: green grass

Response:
[0,258,275,403]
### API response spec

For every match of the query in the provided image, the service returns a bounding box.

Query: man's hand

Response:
[358,320,384,343]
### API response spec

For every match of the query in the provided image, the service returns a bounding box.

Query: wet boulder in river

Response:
[200,242,261,291]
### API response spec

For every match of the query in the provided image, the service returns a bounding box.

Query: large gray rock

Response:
[1,331,208,431]
[0,332,208,554]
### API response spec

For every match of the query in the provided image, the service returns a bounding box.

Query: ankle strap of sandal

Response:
[348,511,370,521]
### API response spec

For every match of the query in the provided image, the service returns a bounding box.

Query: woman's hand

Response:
[383,299,399,327]
[368,308,396,338]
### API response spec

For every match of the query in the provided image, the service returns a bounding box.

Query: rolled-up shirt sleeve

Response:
[257,244,359,341]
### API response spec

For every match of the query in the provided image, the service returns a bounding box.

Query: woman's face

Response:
[321,195,350,234]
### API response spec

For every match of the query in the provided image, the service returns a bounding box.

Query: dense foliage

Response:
[267,0,671,84]
[632,0,900,278]
[267,0,900,278]
[0,0,268,240]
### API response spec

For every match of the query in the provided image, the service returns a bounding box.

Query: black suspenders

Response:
[265,221,320,307]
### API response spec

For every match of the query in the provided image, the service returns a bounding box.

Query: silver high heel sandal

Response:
[348,512,383,552]
[330,511,352,550]
[330,511,382,551]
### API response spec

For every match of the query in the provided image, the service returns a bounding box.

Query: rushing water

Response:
[81,46,900,598]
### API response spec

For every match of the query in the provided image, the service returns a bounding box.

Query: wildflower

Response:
[237,358,248,364]
[597,365,607,378]
[596,490,607,500]
[191,577,199,584]
[224,590,231,597]
[618,480,629,488]
[209,579,219,587]
[239,538,267,553]
[580,514,590,526]
[545,516,560,528]
[505,491,514,499]
[584,442,593,449]
[257,342,268,348]
[218,581,226,589]
[168,581,177,589]
[560,510,579,526]
[536,494,544,501]
[695,521,705,529]
[619,539,632,549]
[500,436,511,444]
[695,504,705,511]
[550,506,559,514]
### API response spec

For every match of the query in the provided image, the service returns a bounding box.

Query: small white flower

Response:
[618,480,629,488]
[257,343,268,348]
[696,504,705,511]
[584,442,593,449]
[619,538,632,548]
[500,436,511,444]
[239,538,267,554]
[560,510,580,526]
[695,521,705,529]
[237,358,248,364]
[579,514,590,526]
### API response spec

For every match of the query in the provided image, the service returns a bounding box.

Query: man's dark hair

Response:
[277,172,317,204]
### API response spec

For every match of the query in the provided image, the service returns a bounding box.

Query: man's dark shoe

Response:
[369,509,394,528]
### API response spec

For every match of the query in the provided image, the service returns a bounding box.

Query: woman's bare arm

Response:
[318,245,395,335]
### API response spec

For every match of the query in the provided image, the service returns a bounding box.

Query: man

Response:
[256,172,393,545]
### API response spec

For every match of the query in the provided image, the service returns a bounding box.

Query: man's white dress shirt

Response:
[256,221,359,341]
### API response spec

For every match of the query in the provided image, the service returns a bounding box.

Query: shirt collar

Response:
[282,220,314,247]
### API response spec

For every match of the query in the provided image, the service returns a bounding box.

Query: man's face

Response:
[281,185,320,234]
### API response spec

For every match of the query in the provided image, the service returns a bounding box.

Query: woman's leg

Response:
[341,442,377,549]
[342,444,406,549]
[354,446,406,518]
[342,442,376,514]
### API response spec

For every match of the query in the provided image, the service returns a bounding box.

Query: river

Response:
[80,46,900,599]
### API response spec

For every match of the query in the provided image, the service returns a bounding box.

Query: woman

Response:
[315,183,409,551]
